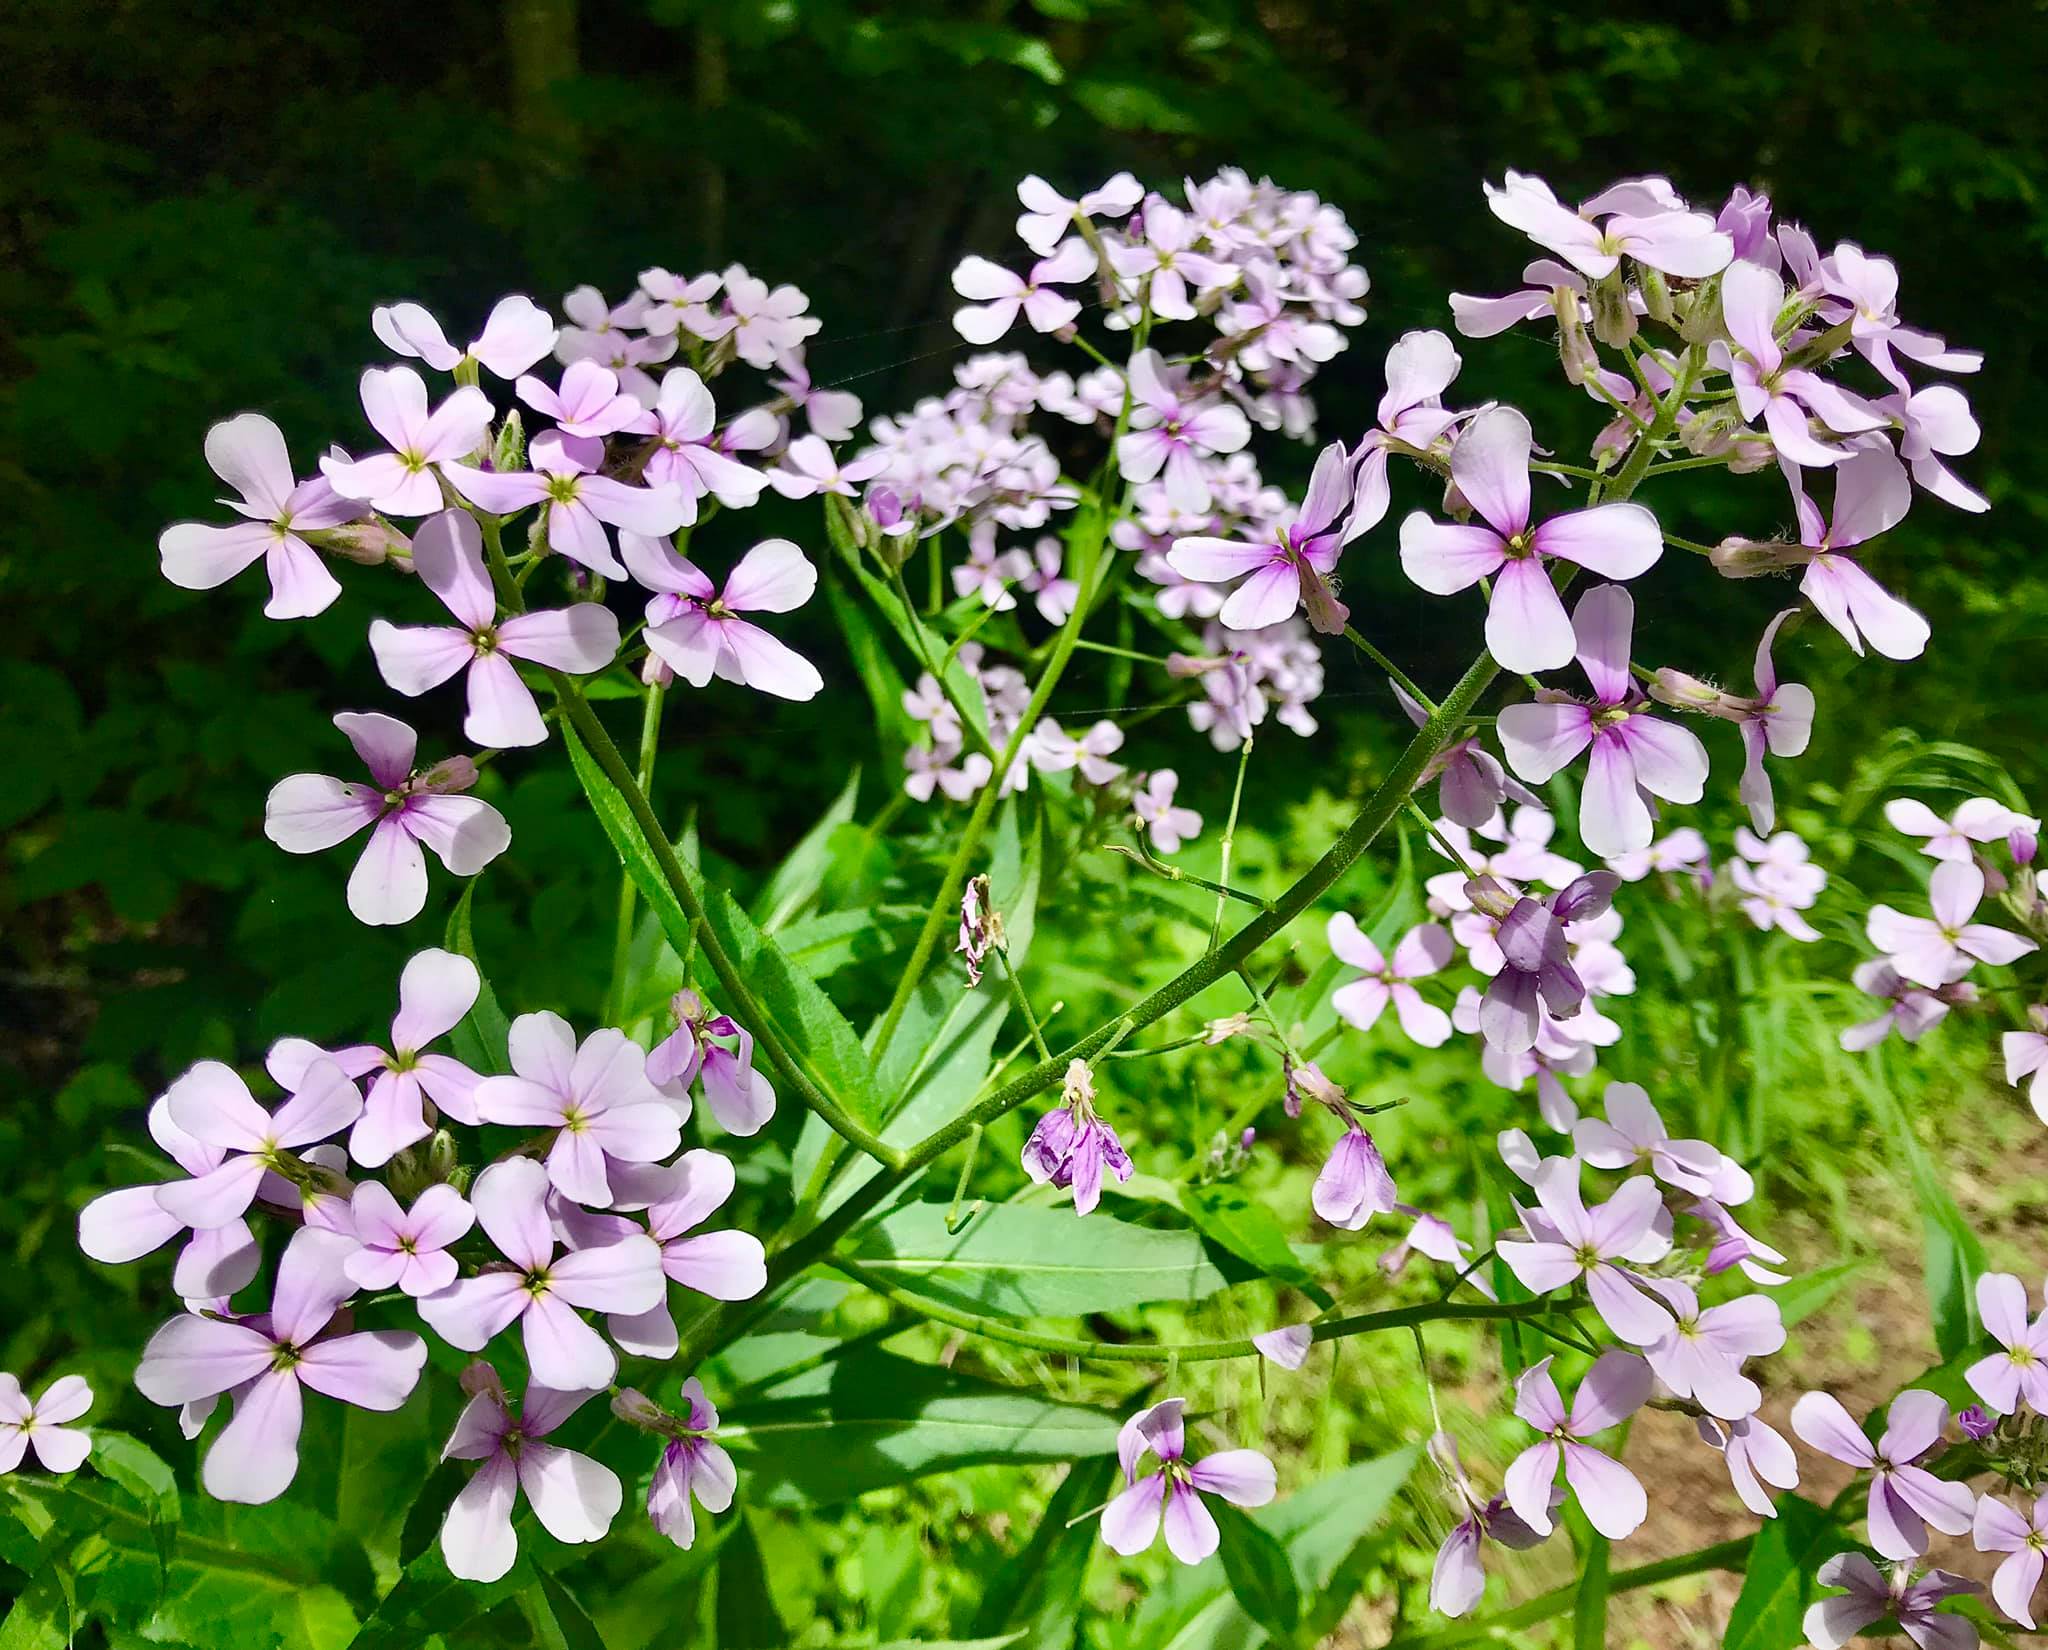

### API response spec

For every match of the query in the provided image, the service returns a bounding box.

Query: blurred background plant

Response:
[4,2,2047,1645]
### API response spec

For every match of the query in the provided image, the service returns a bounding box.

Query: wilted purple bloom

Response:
[345,1182,473,1298]
[1394,682,1535,829]
[1312,1124,1399,1230]
[1495,585,1709,857]
[1428,1432,1554,1617]
[1803,1551,1981,1650]
[1100,1397,1276,1565]
[1790,1389,1976,1560]
[1168,440,1351,633]
[1690,1197,1788,1284]
[1695,1414,1799,1517]
[1503,1351,1653,1539]
[1023,1060,1132,1216]
[1498,1159,1672,1344]
[646,990,778,1136]
[159,413,362,618]
[264,711,511,926]
[440,1364,619,1583]
[621,533,824,701]
[473,1012,681,1206]
[373,295,557,379]
[627,1379,737,1550]
[1958,1404,1999,1442]
[1967,1273,2048,1416]
[955,873,1001,988]
[602,1152,766,1359]
[321,366,495,518]
[135,1227,426,1503]
[1868,861,2037,988]
[417,1158,665,1390]
[1975,1491,2048,1628]
[0,1375,93,1475]
[1400,410,1662,673]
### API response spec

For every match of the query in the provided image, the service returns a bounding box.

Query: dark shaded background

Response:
[5,0,2045,1174]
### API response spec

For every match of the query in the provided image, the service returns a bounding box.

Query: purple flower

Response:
[2005,1007,2048,1123]
[1115,350,1253,512]
[631,1379,740,1550]
[1484,172,1732,281]
[1641,1278,1784,1420]
[1572,1081,1725,1197]
[1503,1351,1653,1539]
[1496,585,1709,858]
[1720,261,1887,469]
[1022,1060,1132,1216]
[1497,1160,1673,1345]
[1803,1552,1981,1650]
[321,366,496,518]
[148,1057,361,1232]
[473,1012,681,1206]
[1790,1389,1976,1559]
[1868,861,2038,988]
[1312,1125,1399,1231]
[416,1158,665,1389]
[372,295,557,380]
[1478,872,1620,1055]
[78,1090,263,1299]
[623,368,767,514]
[439,1364,619,1583]
[443,428,686,579]
[1887,796,2041,864]
[1792,444,1930,660]
[369,509,617,748]
[1252,1324,1313,1371]
[1695,1414,1799,1517]
[1396,682,1536,829]
[770,351,862,443]
[1099,1397,1276,1565]
[264,712,511,927]
[158,413,361,618]
[134,1227,426,1503]
[1428,1433,1553,1617]
[1691,1197,1790,1286]
[951,240,1096,345]
[646,990,779,1136]
[515,359,644,439]
[1105,200,1233,321]
[345,1182,473,1297]
[621,534,824,702]
[1399,409,1663,673]
[766,433,888,501]
[1887,383,1988,512]
[0,1374,93,1475]
[1732,610,1816,834]
[1975,1491,2048,1628]
[1347,330,1468,541]
[1327,915,1454,1047]
[1958,1404,1999,1442]
[1966,1272,2048,1416]
[1168,439,1352,633]
[1014,171,1143,255]
[1449,258,1587,342]
[1133,770,1202,853]
[601,1152,767,1358]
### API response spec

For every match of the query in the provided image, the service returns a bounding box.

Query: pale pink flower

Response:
[951,239,1096,345]
[0,1375,93,1475]
[442,429,687,579]
[1804,1552,1981,1650]
[1449,258,1586,340]
[1975,1491,2048,1630]
[1327,915,1454,1046]
[515,359,644,439]
[77,1091,262,1299]
[1497,1160,1673,1344]
[1104,202,1233,320]
[630,1379,737,1549]
[1168,439,1351,632]
[1887,384,1989,512]
[1484,171,1732,280]
[1015,172,1143,255]
[1840,959,1963,1052]
[2005,1006,2048,1123]
[148,1057,362,1232]
[1718,261,1887,469]
[1503,1352,1653,1539]
[264,712,510,926]
[1115,349,1252,512]
[1099,1398,1276,1565]
[1867,861,2037,988]
[769,352,862,443]
[1311,1124,1398,1231]
[1641,1278,1784,1420]
[621,369,766,516]
[344,1182,474,1297]
[159,414,361,618]
[635,267,721,337]
[1400,410,1662,673]
[1966,1272,2048,1416]
[1791,444,1930,660]
[321,367,495,517]
[372,295,557,379]
[368,509,618,748]
[1886,796,2040,863]
[1133,770,1201,853]
[1735,610,1815,834]
[601,1153,767,1359]
[1695,1414,1800,1518]
[766,434,887,500]
[1729,859,1823,941]
[1790,1389,1976,1559]
[622,533,824,702]
[1348,330,1467,540]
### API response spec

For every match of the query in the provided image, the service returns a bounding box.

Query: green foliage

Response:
[1722,1496,1839,1650]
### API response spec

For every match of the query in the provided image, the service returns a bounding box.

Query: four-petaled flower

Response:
[1327,915,1454,1046]
[0,1374,93,1476]
[1789,1388,1976,1560]
[321,366,496,518]
[622,533,825,702]
[1497,1160,1673,1345]
[1502,1351,1653,1539]
[1966,1272,2048,1416]
[1168,439,1352,633]
[443,429,687,579]
[1100,1397,1277,1564]
[1867,860,2037,988]
[344,1182,475,1297]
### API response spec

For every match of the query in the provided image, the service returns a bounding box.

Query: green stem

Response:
[602,681,666,1024]
[1105,844,1273,912]
[1342,626,1434,712]
[995,945,1053,1061]
[1210,734,1254,948]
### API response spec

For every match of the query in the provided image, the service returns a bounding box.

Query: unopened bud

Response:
[418,755,479,794]
[309,518,411,568]
[1638,265,1675,326]
[1551,287,1596,386]
[1649,668,1751,721]
[1710,535,1814,579]
[1958,1404,1998,1442]
[1463,872,1518,921]
[492,409,526,475]
[1588,272,1637,350]
[611,1388,670,1431]
[425,1127,460,1184]
[2012,827,2039,868]
[641,650,675,687]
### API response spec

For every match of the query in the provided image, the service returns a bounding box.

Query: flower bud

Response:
[418,755,480,794]
[1463,872,1519,921]
[1638,265,1675,326]
[2012,827,2039,868]
[309,518,411,568]
[1710,535,1814,579]
[611,1388,671,1431]
[1958,1404,1998,1442]
[1588,272,1637,350]
[424,1127,460,1185]
[1648,668,1752,721]
[641,650,675,687]
[492,409,526,475]
[1551,287,1596,386]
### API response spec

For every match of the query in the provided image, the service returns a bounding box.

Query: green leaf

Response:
[444,883,511,1074]
[1774,1259,1867,1329]
[822,573,921,755]
[752,767,863,932]
[725,1349,1121,1507]
[713,1512,786,1648]
[1215,1505,1301,1636]
[564,718,882,1125]
[1179,1183,1332,1307]
[89,1430,179,1588]
[1566,1507,1609,1650]
[534,1571,608,1650]
[969,1457,1114,1648]
[1723,1494,1839,1650]
[0,1567,70,1650]
[845,1201,1231,1317]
